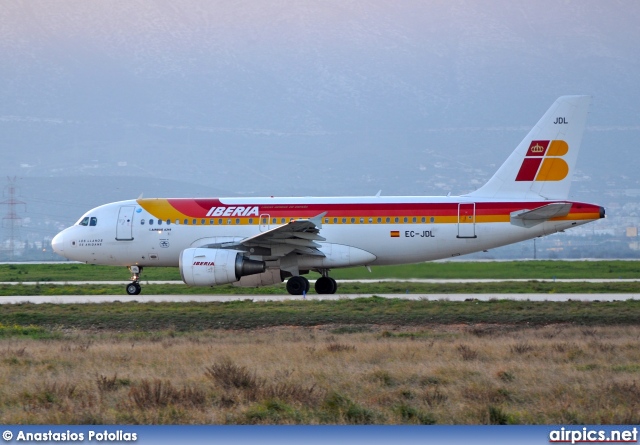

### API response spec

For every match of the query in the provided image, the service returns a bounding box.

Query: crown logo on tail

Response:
[530,143,545,153]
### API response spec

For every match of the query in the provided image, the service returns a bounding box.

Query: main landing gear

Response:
[285,271,338,295]
[126,266,142,295]
[286,276,310,295]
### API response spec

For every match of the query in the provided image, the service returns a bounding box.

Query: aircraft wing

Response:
[510,202,572,228]
[215,212,327,257]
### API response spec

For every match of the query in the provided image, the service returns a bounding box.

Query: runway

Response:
[0,293,638,304]
[4,278,640,285]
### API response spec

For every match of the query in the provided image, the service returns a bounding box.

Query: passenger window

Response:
[79,217,89,226]
[377,218,381,223]
[342,218,346,223]
[167,219,171,225]
[351,218,355,223]
[249,218,253,224]
[412,217,417,223]
[158,219,163,226]
[404,217,408,223]
[386,217,390,223]
[192,219,197,225]
[325,218,329,223]
[201,219,205,225]
[394,217,399,223]
[218,219,223,225]
[175,219,179,225]
[421,217,426,223]
[360,218,364,223]
[140,219,145,225]
[90,217,97,226]
[210,219,214,225]
[263,218,268,225]
[184,219,188,225]
[235,218,240,224]
[333,218,337,223]
[430,217,435,223]
[149,219,154,225]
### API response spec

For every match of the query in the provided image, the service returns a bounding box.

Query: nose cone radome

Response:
[51,232,64,255]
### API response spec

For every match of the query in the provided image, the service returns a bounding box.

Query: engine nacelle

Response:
[180,248,265,286]
[233,269,284,288]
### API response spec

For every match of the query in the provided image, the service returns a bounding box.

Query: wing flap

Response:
[224,212,328,257]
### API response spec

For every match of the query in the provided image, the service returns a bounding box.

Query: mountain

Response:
[0,1,638,253]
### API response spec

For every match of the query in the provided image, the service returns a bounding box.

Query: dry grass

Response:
[1,324,640,424]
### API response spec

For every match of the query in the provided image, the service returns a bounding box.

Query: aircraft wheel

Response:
[286,276,309,295]
[329,277,337,294]
[126,282,141,295]
[315,276,337,294]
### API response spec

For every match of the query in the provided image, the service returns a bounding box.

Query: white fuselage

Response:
[51,196,602,270]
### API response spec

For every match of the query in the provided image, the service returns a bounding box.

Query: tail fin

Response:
[468,95,591,200]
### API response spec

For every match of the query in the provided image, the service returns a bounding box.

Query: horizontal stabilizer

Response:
[510,202,572,228]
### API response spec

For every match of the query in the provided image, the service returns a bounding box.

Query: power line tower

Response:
[1,177,26,260]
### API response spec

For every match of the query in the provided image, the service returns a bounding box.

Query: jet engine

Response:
[180,248,265,286]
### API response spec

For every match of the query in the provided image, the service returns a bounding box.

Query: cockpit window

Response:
[90,217,98,226]
[78,217,90,226]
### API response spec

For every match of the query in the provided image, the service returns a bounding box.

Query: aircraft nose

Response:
[51,232,64,254]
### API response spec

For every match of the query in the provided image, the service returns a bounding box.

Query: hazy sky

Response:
[1,1,639,201]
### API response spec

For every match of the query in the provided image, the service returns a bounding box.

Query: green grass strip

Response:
[1,298,639,331]
[1,260,640,282]
[0,281,639,296]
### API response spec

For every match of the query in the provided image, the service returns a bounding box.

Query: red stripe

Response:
[516,158,543,181]
[167,199,219,215]
[149,199,601,219]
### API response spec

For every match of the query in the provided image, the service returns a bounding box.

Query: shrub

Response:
[395,403,437,425]
[205,359,260,390]
[128,379,206,409]
[326,343,356,353]
[457,344,478,361]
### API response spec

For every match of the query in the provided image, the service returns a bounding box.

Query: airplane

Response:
[51,95,604,296]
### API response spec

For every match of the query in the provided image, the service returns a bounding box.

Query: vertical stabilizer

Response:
[467,95,591,200]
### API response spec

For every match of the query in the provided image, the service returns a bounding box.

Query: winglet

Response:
[309,212,327,229]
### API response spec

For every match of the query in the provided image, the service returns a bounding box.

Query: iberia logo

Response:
[515,140,569,181]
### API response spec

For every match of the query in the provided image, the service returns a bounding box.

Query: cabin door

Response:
[116,206,135,241]
[457,203,477,238]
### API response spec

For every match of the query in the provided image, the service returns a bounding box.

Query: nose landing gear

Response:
[126,266,142,295]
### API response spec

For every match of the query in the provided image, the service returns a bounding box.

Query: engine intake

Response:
[180,248,265,286]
